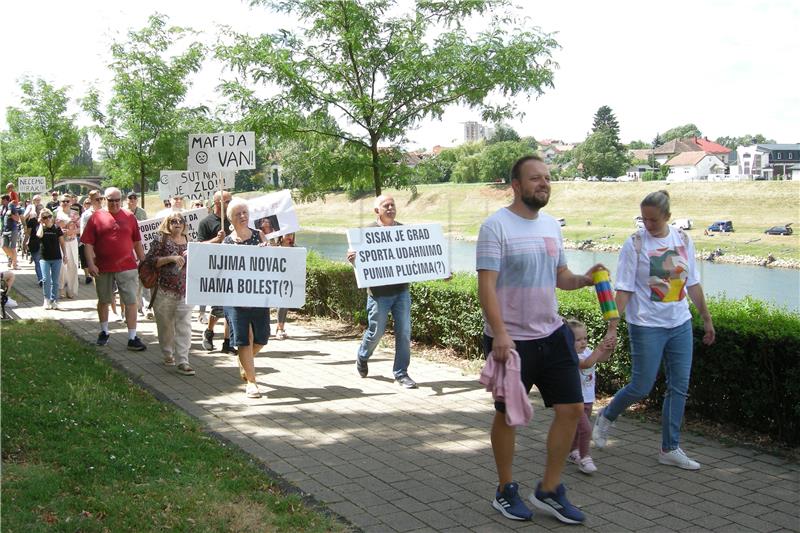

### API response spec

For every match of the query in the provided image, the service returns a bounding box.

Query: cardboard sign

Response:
[138,207,207,254]
[188,131,256,171]
[158,170,235,201]
[346,223,450,288]
[17,176,46,193]
[185,242,306,308]
[246,190,300,240]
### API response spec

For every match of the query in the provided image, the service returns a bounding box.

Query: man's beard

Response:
[521,190,549,210]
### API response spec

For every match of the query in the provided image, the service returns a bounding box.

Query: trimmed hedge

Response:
[302,252,800,445]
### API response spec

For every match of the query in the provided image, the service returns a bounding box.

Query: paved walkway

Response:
[5,261,799,532]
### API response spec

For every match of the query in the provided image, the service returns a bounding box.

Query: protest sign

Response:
[17,176,46,193]
[246,190,300,240]
[346,223,450,288]
[188,131,256,171]
[138,207,207,254]
[158,170,235,201]
[185,242,306,308]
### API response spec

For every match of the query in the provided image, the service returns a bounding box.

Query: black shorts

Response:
[483,322,583,408]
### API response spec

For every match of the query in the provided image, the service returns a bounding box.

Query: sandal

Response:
[176,363,195,376]
[276,329,287,340]
[163,356,176,366]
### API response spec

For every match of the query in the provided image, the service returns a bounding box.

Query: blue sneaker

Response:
[492,482,533,521]
[529,482,585,524]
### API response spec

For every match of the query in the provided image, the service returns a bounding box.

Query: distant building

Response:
[734,144,800,179]
[665,152,725,181]
[463,121,494,142]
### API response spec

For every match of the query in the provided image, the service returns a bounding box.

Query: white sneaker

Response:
[579,456,598,474]
[567,450,580,464]
[50,301,61,310]
[245,382,262,398]
[4,297,18,308]
[198,313,208,324]
[43,298,51,310]
[592,409,613,449]
[659,448,700,470]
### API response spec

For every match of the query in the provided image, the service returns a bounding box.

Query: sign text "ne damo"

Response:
[346,223,450,288]
[188,132,256,171]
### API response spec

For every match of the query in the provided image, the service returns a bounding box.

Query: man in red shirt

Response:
[81,187,147,350]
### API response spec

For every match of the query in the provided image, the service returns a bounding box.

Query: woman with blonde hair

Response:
[36,208,67,310]
[141,212,195,375]
[224,198,270,398]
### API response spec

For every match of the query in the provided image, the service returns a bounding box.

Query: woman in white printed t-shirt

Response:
[592,190,715,471]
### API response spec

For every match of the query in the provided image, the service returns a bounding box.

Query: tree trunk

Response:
[370,134,381,197]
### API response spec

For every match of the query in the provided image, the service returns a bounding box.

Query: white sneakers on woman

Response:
[659,448,701,470]
[245,382,262,398]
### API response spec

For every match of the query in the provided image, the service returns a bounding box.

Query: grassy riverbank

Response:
[291,181,800,263]
[1,320,346,533]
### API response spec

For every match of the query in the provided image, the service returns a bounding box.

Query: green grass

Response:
[288,181,800,261]
[1,320,347,533]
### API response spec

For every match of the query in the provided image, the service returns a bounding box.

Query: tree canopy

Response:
[2,78,80,190]
[661,123,701,142]
[574,127,630,178]
[715,134,776,149]
[592,105,620,138]
[218,0,560,196]
[83,14,204,207]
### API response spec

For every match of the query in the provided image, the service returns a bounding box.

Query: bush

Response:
[302,255,800,445]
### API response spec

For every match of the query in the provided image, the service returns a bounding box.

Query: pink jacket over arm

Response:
[479,349,533,427]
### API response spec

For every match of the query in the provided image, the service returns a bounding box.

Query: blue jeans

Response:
[603,319,694,451]
[357,289,411,378]
[40,258,62,302]
[31,249,43,282]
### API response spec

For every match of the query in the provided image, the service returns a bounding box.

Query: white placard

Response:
[138,207,207,254]
[188,131,256,171]
[17,177,47,193]
[346,223,450,288]
[246,190,300,240]
[158,170,235,201]
[185,242,306,308]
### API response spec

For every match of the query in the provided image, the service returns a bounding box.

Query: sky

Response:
[1,0,798,152]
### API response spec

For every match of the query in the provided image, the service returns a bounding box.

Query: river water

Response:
[297,231,800,313]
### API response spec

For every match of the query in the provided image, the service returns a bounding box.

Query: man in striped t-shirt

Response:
[477,155,611,525]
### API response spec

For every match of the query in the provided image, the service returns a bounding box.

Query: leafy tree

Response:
[592,105,620,138]
[451,154,482,183]
[627,140,649,149]
[487,123,520,144]
[714,134,776,149]
[479,140,535,182]
[3,77,80,189]
[218,0,560,197]
[661,123,701,142]
[83,14,203,207]
[574,128,630,178]
[68,130,94,176]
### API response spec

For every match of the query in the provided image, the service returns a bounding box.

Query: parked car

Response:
[617,175,636,182]
[707,220,734,232]
[556,217,566,227]
[670,218,693,230]
[764,223,793,235]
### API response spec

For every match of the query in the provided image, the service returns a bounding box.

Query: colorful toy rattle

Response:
[592,270,619,321]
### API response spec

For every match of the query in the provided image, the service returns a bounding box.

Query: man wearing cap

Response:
[81,186,147,350]
[1,194,22,269]
[46,190,60,211]
[126,192,147,221]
